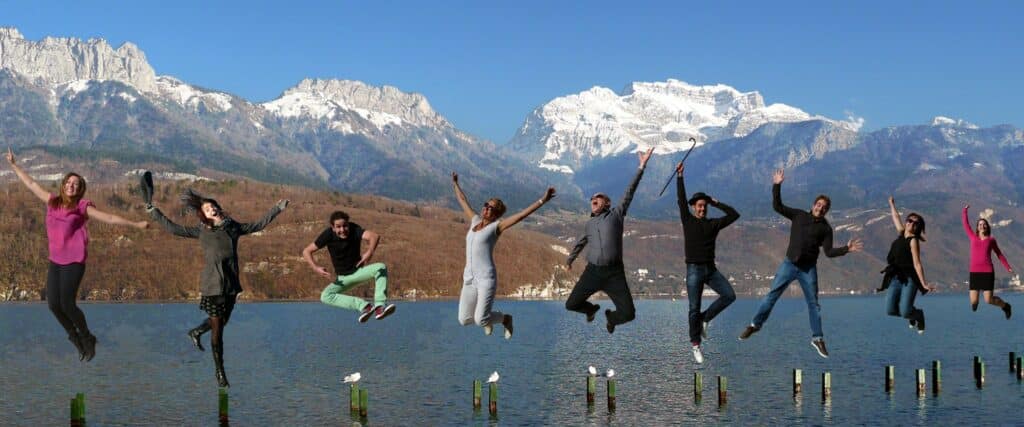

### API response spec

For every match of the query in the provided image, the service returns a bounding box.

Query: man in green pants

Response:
[302,211,395,322]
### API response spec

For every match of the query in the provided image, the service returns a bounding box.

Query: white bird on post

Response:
[588,366,598,376]
[343,372,361,383]
[487,371,500,383]
[605,369,616,378]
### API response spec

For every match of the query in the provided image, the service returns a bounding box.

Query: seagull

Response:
[487,371,500,383]
[343,372,361,383]
[588,366,598,376]
[605,369,616,378]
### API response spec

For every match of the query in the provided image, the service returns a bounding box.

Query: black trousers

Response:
[565,263,636,326]
[46,262,89,337]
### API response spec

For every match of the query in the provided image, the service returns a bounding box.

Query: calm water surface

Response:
[1,295,1023,426]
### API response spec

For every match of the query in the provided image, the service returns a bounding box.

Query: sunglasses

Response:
[906,218,920,225]
[482,203,498,210]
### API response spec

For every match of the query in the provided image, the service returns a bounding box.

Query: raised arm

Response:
[87,206,148,229]
[676,162,693,222]
[618,147,653,217]
[6,148,49,203]
[498,187,555,234]
[451,172,476,221]
[961,204,976,240]
[889,196,905,234]
[771,169,797,219]
[909,238,934,292]
[239,200,288,235]
[822,227,858,257]
[992,239,1013,273]
[566,233,588,271]
[147,206,200,238]
[711,198,740,230]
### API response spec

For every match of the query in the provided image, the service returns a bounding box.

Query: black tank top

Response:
[886,234,920,283]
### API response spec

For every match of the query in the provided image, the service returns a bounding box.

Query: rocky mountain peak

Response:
[264,78,449,129]
[0,27,157,93]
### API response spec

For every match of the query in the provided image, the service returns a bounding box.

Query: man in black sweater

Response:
[676,162,739,364]
[739,169,863,358]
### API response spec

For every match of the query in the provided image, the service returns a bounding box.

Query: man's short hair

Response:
[329,210,350,225]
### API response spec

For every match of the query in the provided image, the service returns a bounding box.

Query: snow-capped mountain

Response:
[0,27,576,207]
[509,79,862,173]
[930,115,979,129]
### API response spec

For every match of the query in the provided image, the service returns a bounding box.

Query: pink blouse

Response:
[962,208,1011,273]
[46,195,94,265]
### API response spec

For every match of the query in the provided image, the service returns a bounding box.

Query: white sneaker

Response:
[692,345,704,364]
[483,324,493,336]
[502,314,514,340]
[701,321,710,339]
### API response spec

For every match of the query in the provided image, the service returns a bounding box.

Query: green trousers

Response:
[319,263,388,311]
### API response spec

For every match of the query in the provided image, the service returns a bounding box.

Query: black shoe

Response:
[908,318,916,329]
[971,302,979,312]
[140,171,154,205]
[916,311,926,334]
[81,333,97,362]
[811,339,829,358]
[738,325,760,340]
[605,309,615,334]
[586,304,601,323]
[1003,303,1012,319]
[188,328,206,352]
[215,368,230,388]
[212,344,230,388]
[68,333,86,361]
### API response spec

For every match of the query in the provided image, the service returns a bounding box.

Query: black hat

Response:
[688,192,713,206]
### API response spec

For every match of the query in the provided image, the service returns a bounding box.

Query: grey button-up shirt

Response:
[567,167,645,267]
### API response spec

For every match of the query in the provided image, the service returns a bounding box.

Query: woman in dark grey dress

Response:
[142,173,287,387]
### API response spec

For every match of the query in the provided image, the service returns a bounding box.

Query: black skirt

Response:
[199,294,237,318]
[969,272,995,291]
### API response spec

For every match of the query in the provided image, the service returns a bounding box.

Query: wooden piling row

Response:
[586,376,595,405]
[489,382,498,416]
[974,356,985,389]
[693,372,702,400]
[359,389,368,418]
[473,380,482,409]
[1017,356,1023,381]
[606,380,616,412]
[1011,352,1017,373]
[885,365,895,393]
[821,372,831,402]
[69,393,85,425]
[793,369,802,395]
[717,376,727,407]
[915,369,926,397]
[931,360,941,395]
[218,388,228,421]
[349,384,360,413]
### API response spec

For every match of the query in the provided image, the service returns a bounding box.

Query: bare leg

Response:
[969,290,979,311]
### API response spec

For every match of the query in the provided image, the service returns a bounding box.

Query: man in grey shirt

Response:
[565,148,653,333]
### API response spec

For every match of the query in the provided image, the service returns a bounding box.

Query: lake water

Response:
[1,295,1022,425]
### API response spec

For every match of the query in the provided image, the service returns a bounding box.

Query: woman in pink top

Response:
[6,148,148,361]
[962,204,1013,318]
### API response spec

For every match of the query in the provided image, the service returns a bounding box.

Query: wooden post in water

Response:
[793,369,802,395]
[489,382,498,416]
[218,388,228,422]
[359,389,368,418]
[1017,356,1023,380]
[606,379,617,412]
[915,369,926,397]
[972,356,981,384]
[473,380,482,409]
[885,366,895,393]
[69,397,80,425]
[931,360,941,395]
[349,384,360,414]
[821,372,831,402]
[976,361,986,389]
[1010,352,1017,373]
[586,376,596,406]
[717,376,727,407]
[693,372,702,400]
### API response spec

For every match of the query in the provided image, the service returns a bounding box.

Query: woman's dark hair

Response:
[976,218,991,237]
[181,188,224,227]
[906,212,927,241]
[48,172,87,210]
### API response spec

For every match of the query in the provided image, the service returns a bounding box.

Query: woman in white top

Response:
[451,172,555,338]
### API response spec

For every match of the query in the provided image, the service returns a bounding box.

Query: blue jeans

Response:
[686,263,736,345]
[751,259,824,339]
[885,276,922,321]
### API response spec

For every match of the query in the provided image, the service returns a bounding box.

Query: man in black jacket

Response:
[676,162,740,364]
[739,169,863,358]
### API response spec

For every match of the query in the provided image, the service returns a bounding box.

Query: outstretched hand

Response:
[772,169,785,185]
[888,196,896,206]
[638,147,654,168]
[963,202,970,210]
[313,266,332,279]
[276,199,290,210]
[451,171,459,184]
[847,237,864,252]
[5,147,14,166]
[542,187,556,203]
[675,161,684,176]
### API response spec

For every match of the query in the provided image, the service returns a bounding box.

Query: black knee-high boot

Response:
[68,331,86,361]
[211,343,229,388]
[189,320,211,352]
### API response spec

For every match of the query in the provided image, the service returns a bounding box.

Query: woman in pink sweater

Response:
[6,148,148,361]
[962,204,1013,318]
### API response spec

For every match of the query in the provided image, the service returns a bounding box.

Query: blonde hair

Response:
[486,198,507,217]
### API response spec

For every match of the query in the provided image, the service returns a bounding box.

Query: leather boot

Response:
[80,333,97,362]
[212,343,230,388]
[188,321,211,352]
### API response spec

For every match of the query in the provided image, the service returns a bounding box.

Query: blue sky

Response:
[3,1,1021,142]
